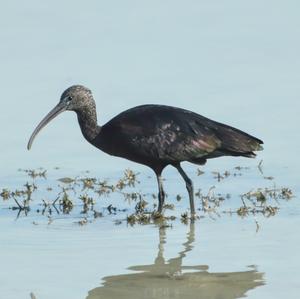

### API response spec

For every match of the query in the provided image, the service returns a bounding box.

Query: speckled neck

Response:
[76,106,101,142]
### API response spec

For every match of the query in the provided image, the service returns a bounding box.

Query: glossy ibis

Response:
[27,85,263,216]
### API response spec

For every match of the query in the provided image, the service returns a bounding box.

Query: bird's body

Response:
[28,85,263,217]
[92,104,262,172]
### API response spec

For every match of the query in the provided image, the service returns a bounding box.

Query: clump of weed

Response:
[1,166,295,226]
[212,171,231,181]
[231,186,293,218]
[95,180,115,196]
[93,210,103,218]
[197,169,205,176]
[80,194,95,213]
[19,168,47,179]
[181,212,189,224]
[59,191,73,214]
[135,198,148,214]
[81,177,97,189]
[106,204,117,214]
[116,169,139,190]
[195,187,225,214]
[76,218,89,226]
[0,189,11,200]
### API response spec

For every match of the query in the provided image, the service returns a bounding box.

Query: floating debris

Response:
[195,187,224,214]
[212,170,233,181]
[236,204,279,218]
[0,167,295,226]
[258,160,263,174]
[19,168,47,179]
[224,186,293,218]
[197,169,205,176]
[181,212,189,224]
[135,198,148,214]
[93,211,103,218]
[116,169,139,190]
[163,203,174,210]
[30,292,37,299]
[212,171,224,182]
[81,177,97,189]
[107,204,117,214]
[126,210,176,226]
[176,194,182,201]
[241,187,294,202]
[96,180,115,196]
[0,189,11,200]
[58,177,75,184]
[76,218,89,226]
[234,165,250,171]
[59,191,73,214]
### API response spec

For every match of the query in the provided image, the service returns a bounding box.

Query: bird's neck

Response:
[76,107,101,143]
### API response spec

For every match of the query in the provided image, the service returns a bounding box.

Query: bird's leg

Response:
[156,174,165,214]
[174,164,195,217]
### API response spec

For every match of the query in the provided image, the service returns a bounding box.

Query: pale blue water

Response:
[0,1,299,298]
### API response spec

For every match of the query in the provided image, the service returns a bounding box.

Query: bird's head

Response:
[60,85,94,112]
[27,85,94,150]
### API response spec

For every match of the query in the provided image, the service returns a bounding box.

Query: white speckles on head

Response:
[161,123,172,130]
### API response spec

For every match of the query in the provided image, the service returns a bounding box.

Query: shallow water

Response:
[1,1,300,298]
[0,165,299,299]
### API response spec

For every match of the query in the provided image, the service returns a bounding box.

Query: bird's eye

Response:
[64,96,73,104]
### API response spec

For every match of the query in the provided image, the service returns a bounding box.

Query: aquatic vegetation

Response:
[221,186,294,218]
[81,177,97,189]
[126,210,176,226]
[96,180,115,196]
[163,203,175,210]
[59,191,74,214]
[197,169,205,176]
[76,217,89,226]
[93,210,103,218]
[195,187,226,213]
[19,168,47,179]
[212,170,231,181]
[0,188,11,200]
[80,194,95,213]
[106,204,117,214]
[134,198,148,214]
[116,169,140,190]
[241,186,293,202]
[181,212,189,224]
[0,164,295,226]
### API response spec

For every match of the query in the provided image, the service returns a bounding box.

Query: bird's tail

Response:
[213,122,264,157]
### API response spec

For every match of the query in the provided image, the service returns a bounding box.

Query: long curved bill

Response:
[27,102,67,150]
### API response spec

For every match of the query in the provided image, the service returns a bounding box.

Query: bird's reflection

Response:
[86,223,264,299]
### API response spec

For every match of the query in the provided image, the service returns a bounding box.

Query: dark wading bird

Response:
[27,85,263,217]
